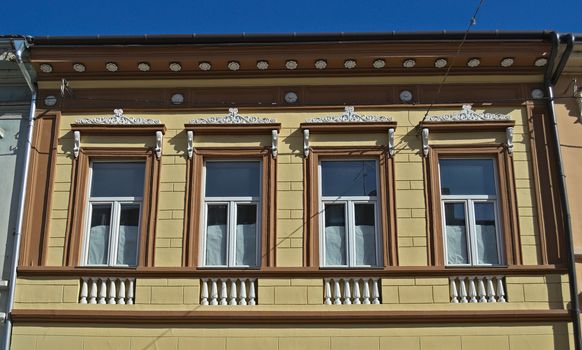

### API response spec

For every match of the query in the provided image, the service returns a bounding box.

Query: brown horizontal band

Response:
[11,309,570,325]
[17,265,567,278]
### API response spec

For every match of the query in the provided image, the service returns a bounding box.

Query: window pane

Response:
[87,204,111,265]
[205,204,228,266]
[474,202,499,265]
[439,159,496,196]
[321,161,377,197]
[91,162,145,198]
[205,162,261,197]
[324,204,347,266]
[444,202,469,265]
[354,203,377,266]
[235,204,258,266]
[116,204,140,266]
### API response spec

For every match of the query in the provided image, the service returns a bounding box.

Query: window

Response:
[319,160,381,267]
[83,162,145,267]
[201,161,261,268]
[439,158,503,266]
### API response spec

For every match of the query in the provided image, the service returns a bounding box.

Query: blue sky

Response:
[3,0,582,36]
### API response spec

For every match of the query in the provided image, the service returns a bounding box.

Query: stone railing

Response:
[79,277,135,304]
[449,276,507,303]
[324,278,381,305]
[200,278,257,305]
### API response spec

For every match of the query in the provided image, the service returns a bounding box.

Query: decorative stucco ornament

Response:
[198,62,212,71]
[190,108,277,124]
[256,60,269,70]
[500,57,514,67]
[402,59,416,68]
[305,106,392,123]
[467,58,481,67]
[424,104,511,122]
[372,59,386,69]
[137,62,151,72]
[344,59,357,69]
[169,62,182,72]
[314,59,327,70]
[434,58,448,68]
[534,57,548,67]
[75,109,162,125]
[73,63,86,72]
[227,61,240,71]
[40,64,53,73]
[285,60,298,70]
[105,62,118,72]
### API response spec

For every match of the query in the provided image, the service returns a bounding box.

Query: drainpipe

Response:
[544,32,582,350]
[1,38,36,350]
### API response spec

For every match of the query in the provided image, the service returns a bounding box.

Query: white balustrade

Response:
[79,277,136,305]
[324,278,381,305]
[200,278,257,305]
[449,276,507,303]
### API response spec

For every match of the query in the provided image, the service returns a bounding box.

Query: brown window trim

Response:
[183,147,277,269]
[304,146,397,268]
[424,144,521,266]
[64,147,161,267]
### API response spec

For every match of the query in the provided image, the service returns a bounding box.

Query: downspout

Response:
[1,38,36,350]
[544,32,582,350]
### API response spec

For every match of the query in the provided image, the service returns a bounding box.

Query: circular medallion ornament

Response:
[285,60,298,70]
[44,95,57,106]
[403,59,416,68]
[227,61,241,71]
[284,92,298,104]
[138,62,151,72]
[73,63,86,72]
[531,88,544,99]
[467,58,481,67]
[399,90,413,103]
[344,59,357,69]
[434,58,448,68]
[372,59,386,69]
[257,60,269,70]
[500,57,514,67]
[40,64,53,73]
[171,93,184,105]
[534,57,548,67]
[314,59,327,70]
[105,62,119,72]
[198,62,212,71]
[169,62,182,72]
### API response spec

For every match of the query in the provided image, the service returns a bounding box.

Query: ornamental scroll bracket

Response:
[303,129,310,158]
[388,128,395,157]
[271,129,278,158]
[73,130,80,159]
[187,131,194,159]
[154,131,163,159]
[421,128,429,158]
[506,127,514,155]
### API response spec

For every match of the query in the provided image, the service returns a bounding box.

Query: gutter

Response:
[544,32,581,350]
[0,37,36,350]
[28,30,553,46]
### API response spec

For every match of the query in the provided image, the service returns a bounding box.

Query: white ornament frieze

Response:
[189,108,276,124]
[305,106,392,123]
[75,109,162,125]
[424,105,511,122]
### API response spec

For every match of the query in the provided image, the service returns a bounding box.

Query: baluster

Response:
[333,279,342,305]
[239,279,247,305]
[371,279,380,304]
[98,279,107,304]
[248,279,256,305]
[353,279,361,304]
[79,279,88,304]
[127,279,134,304]
[469,278,477,303]
[343,279,352,304]
[362,279,371,304]
[117,278,126,304]
[219,280,228,305]
[210,279,218,305]
[108,278,117,304]
[229,279,238,305]
[459,277,468,303]
[486,276,496,303]
[450,278,459,303]
[478,277,487,303]
[496,277,506,302]
[89,279,98,304]
[200,279,209,305]
[324,280,332,305]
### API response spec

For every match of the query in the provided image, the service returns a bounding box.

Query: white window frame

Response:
[438,157,504,267]
[200,159,262,268]
[318,159,381,268]
[81,161,143,267]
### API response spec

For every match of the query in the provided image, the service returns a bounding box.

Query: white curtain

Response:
[235,224,257,266]
[325,226,346,266]
[355,225,376,266]
[446,225,468,264]
[116,225,138,266]
[88,225,109,265]
[206,224,227,265]
[476,224,498,264]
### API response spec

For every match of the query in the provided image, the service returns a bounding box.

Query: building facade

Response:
[7,32,580,350]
